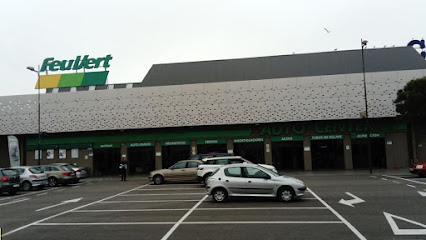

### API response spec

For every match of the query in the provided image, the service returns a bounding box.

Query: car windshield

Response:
[29,167,44,174]
[257,165,280,177]
[60,165,73,171]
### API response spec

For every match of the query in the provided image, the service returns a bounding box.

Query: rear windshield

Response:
[60,165,73,171]
[1,169,18,176]
[29,167,44,174]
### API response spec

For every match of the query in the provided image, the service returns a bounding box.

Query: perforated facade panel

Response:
[0,69,425,135]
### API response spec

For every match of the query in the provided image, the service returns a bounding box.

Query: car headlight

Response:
[206,178,215,184]
[416,165,424,169]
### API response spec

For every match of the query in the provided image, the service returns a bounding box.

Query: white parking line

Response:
[406,184,416,188]
[308,188,367,240]
[100,200,201,203]
[161,195,208,240]
[121,193,205,196]
[392,180,400,184]
[381,178,388,181]
[182,221,343,224]
[35,222,175,225]
[34,221,343,226]
[136,188,203,191]
[370,176,378,178]
[0,188,56,202]
[73,207,328,213]
[72,186,80,189]
[55,189,65,192]
[1,183,150,238]
[36,192,48,196]
[382,175,426,185]
[0,198,30,206]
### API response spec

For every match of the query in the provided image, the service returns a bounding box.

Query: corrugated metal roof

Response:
[141,47,426,87]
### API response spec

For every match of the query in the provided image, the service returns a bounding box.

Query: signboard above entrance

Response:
[41,55,113,72]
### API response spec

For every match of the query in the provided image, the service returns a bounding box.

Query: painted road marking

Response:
[308,188,367,240]
[36,192,48,196]
[1,183,150,238]
[55,189,65,192]
[381,178,388,181]
[99,200,200,203]
[72,186,80,189]
[384,212,426,235]
[73,207,328,213]
[36,198,83,212]
[339,192,365,207]
[0,188,56,202]
[161,195,208,240]
[392,180,400,184]
[121,193,205,196]
[0,198,29,206]
[382,175,426,185]
[370,176,378,178]
[136,188,202,191]
[35,221,343,226]
[418,191,426,197]
[407,184,416,188]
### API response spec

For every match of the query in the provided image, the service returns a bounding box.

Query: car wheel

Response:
[203,173,212,185]
[48,177,58,187]
[153,175,163,185]
[212,188,228,202]
[22,181,32,191]
[278,186,295,202]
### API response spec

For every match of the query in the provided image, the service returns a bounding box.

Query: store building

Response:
[0,47,425,175]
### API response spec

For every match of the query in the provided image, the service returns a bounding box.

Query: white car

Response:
[11,166,48,191]
[197,156,277,184]
[206,163,306,202]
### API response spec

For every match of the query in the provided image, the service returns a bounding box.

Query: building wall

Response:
[1,69,425,136]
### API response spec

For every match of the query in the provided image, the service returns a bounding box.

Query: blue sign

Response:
[407,39,426,59]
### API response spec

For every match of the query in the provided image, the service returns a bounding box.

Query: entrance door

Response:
[162,145,190,169]
[127,147,155,174]
[272,142,304,170]
[233,142,265,164]
[93,148,121,176]
[352,138,387,169]
[311,140,344,170]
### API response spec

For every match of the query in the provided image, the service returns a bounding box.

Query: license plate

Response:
[409,168,413,171]
[13,184,19,187]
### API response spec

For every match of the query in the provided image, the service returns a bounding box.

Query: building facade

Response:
[1,47,425,175]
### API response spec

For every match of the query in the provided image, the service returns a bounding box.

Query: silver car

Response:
[206,163,306,202]
[11,166,48,191]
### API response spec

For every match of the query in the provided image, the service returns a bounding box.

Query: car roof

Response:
[202,156,243,161]
[218,163,258,168]
[178,159,202,163]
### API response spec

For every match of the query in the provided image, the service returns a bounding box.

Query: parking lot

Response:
[1,171,426,240]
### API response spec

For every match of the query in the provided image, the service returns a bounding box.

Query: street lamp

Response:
[361,39,372,174]
[27,66,41,165]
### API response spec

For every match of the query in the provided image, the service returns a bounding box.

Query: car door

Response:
[242,167,274,195]
[168,161,188,181]
[186,161,201,181]
[222,167,246,195]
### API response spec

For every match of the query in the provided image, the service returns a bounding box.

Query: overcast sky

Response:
[0,0,424,96]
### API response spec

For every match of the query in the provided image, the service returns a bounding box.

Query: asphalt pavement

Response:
[0,169,425,240]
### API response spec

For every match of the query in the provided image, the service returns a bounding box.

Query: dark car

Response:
[0,168,21,195]
[188,153,230,160]
[409,162,426,177]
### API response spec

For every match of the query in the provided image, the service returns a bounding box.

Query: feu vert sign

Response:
[41,55,113,72]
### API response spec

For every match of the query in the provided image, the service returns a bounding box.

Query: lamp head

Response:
[361,40,368,47]
[27,66,36,72]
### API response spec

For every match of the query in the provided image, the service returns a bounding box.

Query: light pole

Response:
[361,39,372,174]
[27,66,41,165]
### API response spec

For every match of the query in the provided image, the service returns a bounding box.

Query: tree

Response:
[394,76,426,118]
[394,76,426,163]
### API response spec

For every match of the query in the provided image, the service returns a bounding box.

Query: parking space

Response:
[2,172,426,240]
[2,181,363,240]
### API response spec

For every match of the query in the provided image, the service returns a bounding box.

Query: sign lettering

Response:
[40,55,113,72]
